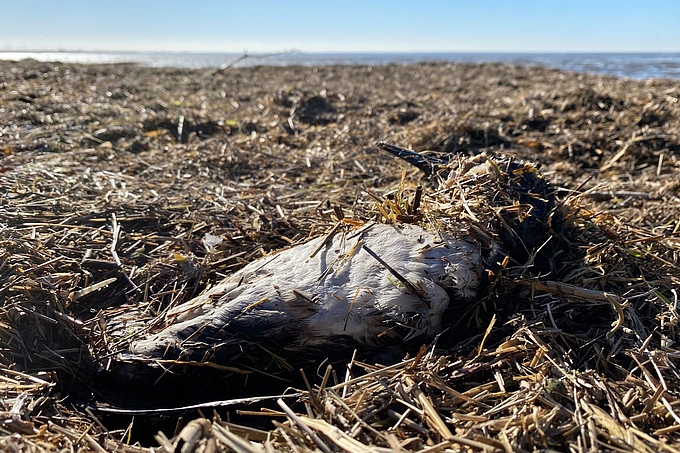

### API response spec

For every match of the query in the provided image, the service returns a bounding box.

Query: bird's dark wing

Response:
[378,142,447,177]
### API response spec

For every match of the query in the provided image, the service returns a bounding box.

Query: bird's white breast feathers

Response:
[130,223,480,356]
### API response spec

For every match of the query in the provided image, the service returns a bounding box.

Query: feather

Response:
[126,223,480,363]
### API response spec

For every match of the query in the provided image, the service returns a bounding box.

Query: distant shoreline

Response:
[2,49,677,55]
[0,50,679,79]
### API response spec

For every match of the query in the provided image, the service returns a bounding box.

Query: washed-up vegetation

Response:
[1,58,680,451]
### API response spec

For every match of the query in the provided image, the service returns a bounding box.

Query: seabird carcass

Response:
[104,143,556,374]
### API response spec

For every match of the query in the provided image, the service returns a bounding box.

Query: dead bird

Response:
[109,142,556,371]
[122,222,481,365]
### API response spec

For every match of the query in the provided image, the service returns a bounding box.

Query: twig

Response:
[277,398,331,453]
[362,244,430,308]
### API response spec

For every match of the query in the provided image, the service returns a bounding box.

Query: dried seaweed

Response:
[1,59,680,451]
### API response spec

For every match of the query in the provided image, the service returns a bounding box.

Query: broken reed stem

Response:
[411,185,423,215]
[277,399,332,453]
[361,244,431,308]
[309,221,342,258]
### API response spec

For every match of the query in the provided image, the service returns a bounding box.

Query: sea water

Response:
[0,51,678,80]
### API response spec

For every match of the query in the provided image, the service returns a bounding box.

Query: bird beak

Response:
[377,142,445,177]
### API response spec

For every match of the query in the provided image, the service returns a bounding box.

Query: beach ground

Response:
[1,59,680,451]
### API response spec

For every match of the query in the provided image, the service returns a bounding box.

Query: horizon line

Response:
[2,49,679,55]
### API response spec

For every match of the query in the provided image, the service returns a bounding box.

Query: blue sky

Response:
[2,0,678,53]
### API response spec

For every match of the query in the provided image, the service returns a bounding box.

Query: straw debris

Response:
[1,59,680,451]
